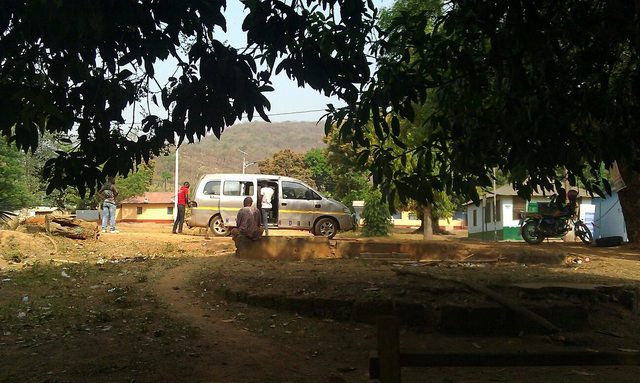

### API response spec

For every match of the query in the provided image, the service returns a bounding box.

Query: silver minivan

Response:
[187,173,354,238]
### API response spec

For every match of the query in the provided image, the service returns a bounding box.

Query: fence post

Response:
[377,315,401,383]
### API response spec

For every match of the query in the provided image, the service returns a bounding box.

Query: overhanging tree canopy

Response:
[3,1,639,241]
[326,0,640,240]
[0,0,376,195]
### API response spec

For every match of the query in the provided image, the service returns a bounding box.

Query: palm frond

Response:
[0,196,17,224]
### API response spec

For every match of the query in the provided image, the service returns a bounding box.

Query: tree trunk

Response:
[45,215,99,240]
[423,205,433,241]
[616,161,640,243]
[431,213,441,234]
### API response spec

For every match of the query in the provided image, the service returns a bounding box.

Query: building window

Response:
[495,198,501,221]
[472,210,477,226]
[484,201,492,223]
[136,207,143,215]
[513,197,526,220]
[167,207,173,215]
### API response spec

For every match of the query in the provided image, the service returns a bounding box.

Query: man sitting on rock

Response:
[232,196,263,241]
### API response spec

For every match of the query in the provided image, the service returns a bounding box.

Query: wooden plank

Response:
[369,350,640,368]
[377,316,401,383]
[369,351,380,379]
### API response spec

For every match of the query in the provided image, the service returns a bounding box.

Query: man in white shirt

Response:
[259,185,274,236]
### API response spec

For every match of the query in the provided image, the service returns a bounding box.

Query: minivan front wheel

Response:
[314,217,338,239]
[209,215,228,237]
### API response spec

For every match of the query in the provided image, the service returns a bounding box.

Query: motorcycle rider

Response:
[549,188,579,216]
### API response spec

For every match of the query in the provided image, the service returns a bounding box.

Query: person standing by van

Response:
[172,181,190,234]
[99,176,119,233]
[260,184,274,235]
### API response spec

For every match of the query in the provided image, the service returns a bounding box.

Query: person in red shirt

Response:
[172,181,190,234]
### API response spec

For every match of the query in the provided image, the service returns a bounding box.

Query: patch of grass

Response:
[0,257,208,382]
[159,258,183,270]
[2,248,24,263]
[162,242,176,253]
[136,273,148,283]
[1,235,26,263]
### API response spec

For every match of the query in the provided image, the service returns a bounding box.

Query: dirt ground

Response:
[1,222,640,382]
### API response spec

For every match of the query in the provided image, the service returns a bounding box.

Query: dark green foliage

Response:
[327,0,640,208]
[322,128,370,205]
[304,148,332,193]
[0,1,376,196]
[115,162,155,203]
[361,189,391,237]
[0,137,34,210]
[303,146,369,209]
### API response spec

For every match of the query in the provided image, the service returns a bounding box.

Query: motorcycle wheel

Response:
[574,221,593,244]
[522,221,544,245]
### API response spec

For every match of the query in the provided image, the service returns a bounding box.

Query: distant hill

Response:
[150,121,327,191]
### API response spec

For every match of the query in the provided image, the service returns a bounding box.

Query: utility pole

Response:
[493,167,497,242]
[173,134,179,220]
[239,149,257,174]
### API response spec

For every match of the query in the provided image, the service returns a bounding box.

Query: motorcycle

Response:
[519,190,593,245]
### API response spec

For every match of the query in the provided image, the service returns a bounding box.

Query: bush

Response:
[361,189,392,237]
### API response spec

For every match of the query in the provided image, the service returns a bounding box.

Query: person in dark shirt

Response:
[235,196,262,240]
[99,177,119,233]
[172,181,190,234]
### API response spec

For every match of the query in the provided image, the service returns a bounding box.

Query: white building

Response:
[465,185,627,242]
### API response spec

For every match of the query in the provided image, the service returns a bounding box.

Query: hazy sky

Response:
[223,0,394,123]
[142,0,394,125]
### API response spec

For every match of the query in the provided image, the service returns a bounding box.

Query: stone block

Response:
[234,236,334,260]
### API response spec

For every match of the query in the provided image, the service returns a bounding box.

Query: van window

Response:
[282,181,321,200]
[223,180,254,196]
[203,180,221,195]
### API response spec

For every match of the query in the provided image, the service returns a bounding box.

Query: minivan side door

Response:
[219,179,255,226]
[199,179,221,217]
[278,180,322,229]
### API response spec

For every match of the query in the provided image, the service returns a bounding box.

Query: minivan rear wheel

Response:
[314,217,338,239]
[209,215,228,237]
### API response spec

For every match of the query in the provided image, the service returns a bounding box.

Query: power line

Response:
[119,108,331,126]
[264,108,326,117]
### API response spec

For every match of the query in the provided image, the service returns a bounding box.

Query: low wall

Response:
[233,236,570,265]
[233,237,467,261]
[335,239,464,261]
[234,236,336,261]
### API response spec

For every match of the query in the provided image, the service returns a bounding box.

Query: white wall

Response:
[591,192,628,241]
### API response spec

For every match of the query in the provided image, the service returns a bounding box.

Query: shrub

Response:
[361,189,392,237]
